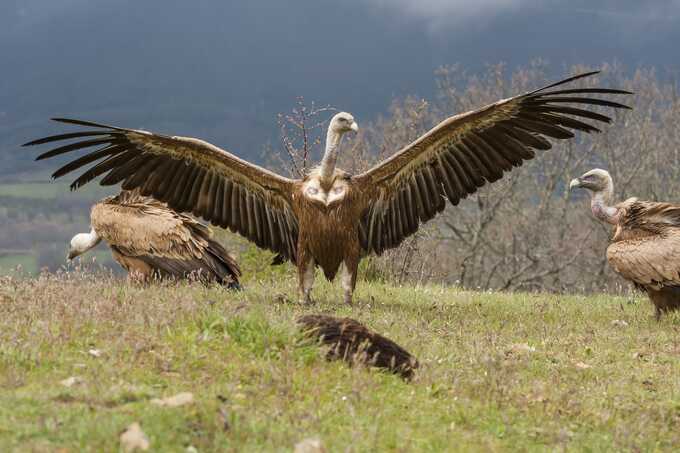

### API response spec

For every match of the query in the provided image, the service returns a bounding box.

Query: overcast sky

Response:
[1,0,679,172]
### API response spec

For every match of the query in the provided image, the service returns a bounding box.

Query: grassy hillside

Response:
[1,273,679,452]
[0,179,133,274]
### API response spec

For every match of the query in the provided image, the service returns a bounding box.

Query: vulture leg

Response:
[112,248,153,284]
[298,251,316,304]
[341,259,359,306]
[647,287,680,320]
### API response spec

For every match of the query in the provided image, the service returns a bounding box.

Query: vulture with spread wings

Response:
[25,71,630,304]
[571,169,680,318]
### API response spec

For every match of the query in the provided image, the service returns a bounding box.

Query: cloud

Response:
[359,0,680,32]
[360,0,532,27]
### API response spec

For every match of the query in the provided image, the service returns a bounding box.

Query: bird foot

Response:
[273,293,294,304]
[298,297,316,306]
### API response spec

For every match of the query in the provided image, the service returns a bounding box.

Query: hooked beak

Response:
[350,121,359,133]
[569,178,582,191]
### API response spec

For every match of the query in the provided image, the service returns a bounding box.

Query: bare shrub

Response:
[262,98,336,178]
[350,62,679,294]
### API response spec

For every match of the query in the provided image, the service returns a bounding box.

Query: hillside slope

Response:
[1,275,678,451]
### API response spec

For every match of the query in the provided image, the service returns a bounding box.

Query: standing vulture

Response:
[68,189,241,288]
[25,71,629,304]
[570,169,680,318]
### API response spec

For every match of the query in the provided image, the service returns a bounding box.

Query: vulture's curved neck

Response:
[81,228,102,252]
[318,128,343,183]
[591,179,619,225]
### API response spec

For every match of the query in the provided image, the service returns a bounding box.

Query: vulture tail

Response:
[185,221,242,289]
[136,250,241,289]
[202,238,242,290]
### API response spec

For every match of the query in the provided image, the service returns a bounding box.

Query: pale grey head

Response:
[570,168,619,224]
[67,228,101,261]
[329,112,359,134]
[317,112,359,182]
[569,168,612,193]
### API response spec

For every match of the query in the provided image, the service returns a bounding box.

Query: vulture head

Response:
[569,168,612,193]
[329,112,359,134]
[570,168,619,224]
[315,112,359,184]
[67,229,102,261]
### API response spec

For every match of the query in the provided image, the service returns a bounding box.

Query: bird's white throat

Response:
[71,228,102,255]
[302,174,348,206]
[590,179,619,225]
[318,127,344,183]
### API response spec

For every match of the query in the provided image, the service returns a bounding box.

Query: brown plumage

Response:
[68,189,241,287]
[297,314,419,380]
[571,169,680,318]
[24,71,630,304]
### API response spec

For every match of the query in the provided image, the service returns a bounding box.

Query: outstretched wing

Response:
[355,71,631,254]
[24,120,299,261]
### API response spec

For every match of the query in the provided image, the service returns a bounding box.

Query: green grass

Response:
[0,250,118,276]
[1,273,679,452]
[0,254,38,275]
[0,181,114,200]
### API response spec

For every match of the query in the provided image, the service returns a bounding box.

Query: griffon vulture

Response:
[25,71,630,304]
[571,169,680,318]
[298,314,419,380]
[68,189,241,288]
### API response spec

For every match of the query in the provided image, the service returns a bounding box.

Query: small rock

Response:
[574,362,592,369]
[88,349,103,357]
[557,428,574,442]
[508,343,536,354]
[151,392,194,407]
[120,422,150,452]
[60,376,83,387]
[611,319,629,327]
[294,437,326,453]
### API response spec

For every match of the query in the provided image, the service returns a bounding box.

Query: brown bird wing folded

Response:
[354,71,631,255]
[607,232,680,289]
[607,200,680,289]
[92,190,241,285]
[24,120,299,262]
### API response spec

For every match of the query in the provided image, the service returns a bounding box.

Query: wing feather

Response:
[608,233,680,289]
[356,71,631,255]
[25,120,299,261]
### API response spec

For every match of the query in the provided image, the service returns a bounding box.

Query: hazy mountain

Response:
[2,0,679,177]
